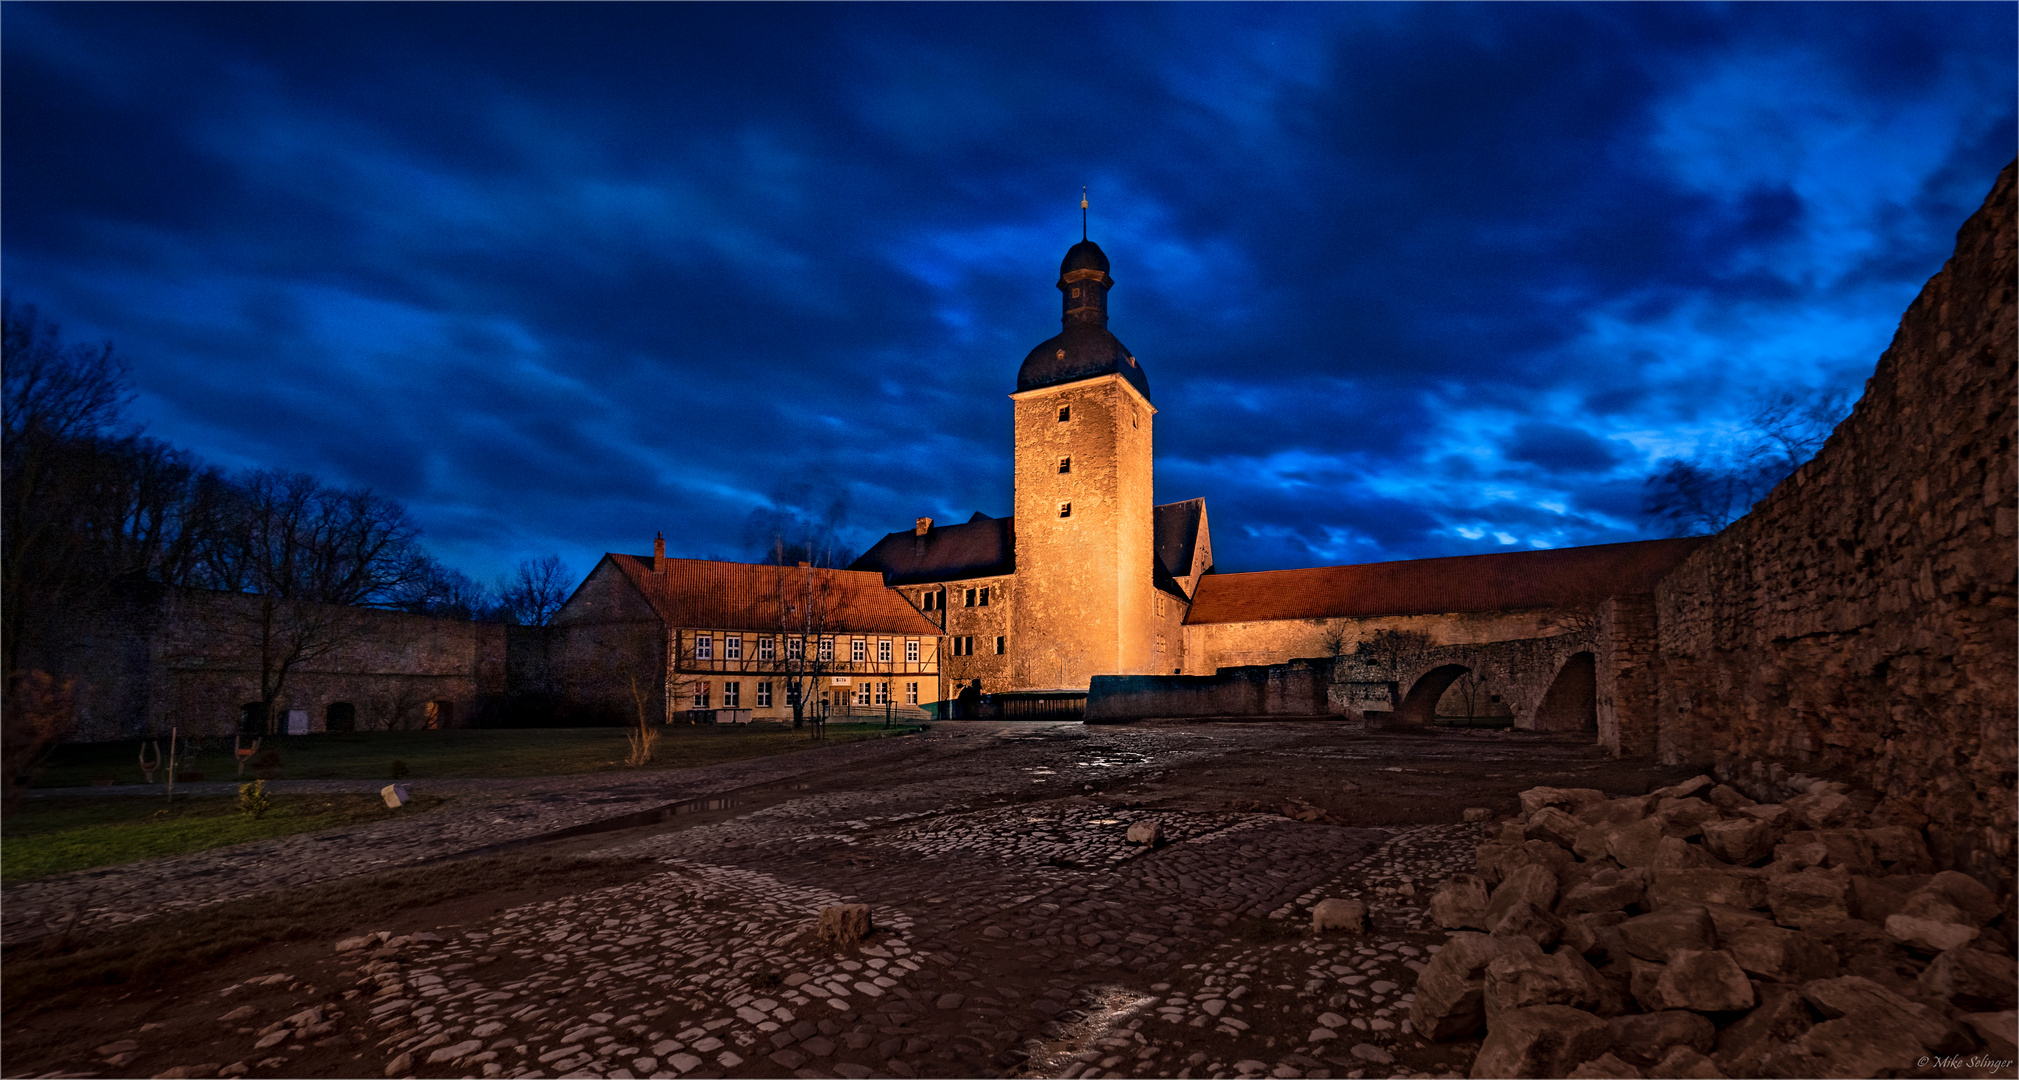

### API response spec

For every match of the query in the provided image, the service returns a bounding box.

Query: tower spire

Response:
[1081,187,1088,241]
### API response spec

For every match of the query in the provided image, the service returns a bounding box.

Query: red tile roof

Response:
[1185,537,1709,625]
[607,555,941,636]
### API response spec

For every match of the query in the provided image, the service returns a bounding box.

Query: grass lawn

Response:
[1,791,450,882]
[31,722,923,789]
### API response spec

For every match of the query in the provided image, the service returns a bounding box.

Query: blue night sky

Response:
[4,3,2013,583]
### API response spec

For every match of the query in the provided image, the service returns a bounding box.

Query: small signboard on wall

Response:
[831,676,851,685]
[287,710,309,735]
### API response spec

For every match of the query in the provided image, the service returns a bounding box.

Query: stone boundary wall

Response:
[1084,659,1328,724]
[1653,163,2017,884]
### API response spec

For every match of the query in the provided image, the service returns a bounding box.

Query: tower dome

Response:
[1016,238,1150,402]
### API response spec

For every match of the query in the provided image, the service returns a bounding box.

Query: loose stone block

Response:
[1470,1004,1611,1080]
[1484,941,1610,1015]
[1767,866,1853,928]
[1430,874,1492,930]
[815,904,873,946]
[1712,982,1813,1076]
[1125,820,1162,846]
[1725,924,1839,983]
[1311,898,1368,934]
[1616,907,1718,963]
[1646,949,1754,1012]
[1410,932,1508,1041]
[1605,1010,1714,1067]
[1918,946,2018,1012]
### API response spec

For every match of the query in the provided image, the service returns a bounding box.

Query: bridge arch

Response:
[1398,664,1471,726]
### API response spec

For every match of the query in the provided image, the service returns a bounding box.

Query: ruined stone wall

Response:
[1653,163,2017,882]
[1183,606,1586,675]
[1334,634,1595,731]
[1084,659,1328,723]
[1595,593,1659,756]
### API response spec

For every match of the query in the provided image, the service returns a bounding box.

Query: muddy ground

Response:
[3,720,1701,1080]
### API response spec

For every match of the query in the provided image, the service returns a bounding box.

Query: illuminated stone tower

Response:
[1008,237,1158,689]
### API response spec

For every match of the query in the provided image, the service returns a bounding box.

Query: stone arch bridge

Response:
[1332,633,1601,734]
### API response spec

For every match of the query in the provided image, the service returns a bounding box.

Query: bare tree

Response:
[497,553,570,626]
[1645,388,1852,537]
[186,470,425,735]
[390,556,494,620]
[1353,628,1433,711]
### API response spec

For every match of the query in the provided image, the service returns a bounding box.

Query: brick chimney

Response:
[914,517,933,536]
[653,532,666,574]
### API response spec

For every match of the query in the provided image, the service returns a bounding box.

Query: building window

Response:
[695,635,713,660]
[878,639,891,663]
[851,638,866,662]
[1155,595,1165,617]
[1156,635,1165,654]
[906,681,919,705]
[817,638,833,662]
[1059,405,1070,422]
[786,637,804,661]
[855,683,872,706]
[723,681,741,707]
[995,635,1006,655]
[758,637,776,662]
[786,682,800,705]
[964,587,976,607]
[1059,502,1072,518]
[757,682,773,707]
[725,636,742,661]
[978,586,990,606]
[905,639,919,663]
[693,682,710,708]
[921,590,939,611]
[1059,456,1071,474]
[875,682,889,706]
[949,635,974,656]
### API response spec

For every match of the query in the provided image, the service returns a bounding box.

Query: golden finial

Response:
[1081,186,1089,240]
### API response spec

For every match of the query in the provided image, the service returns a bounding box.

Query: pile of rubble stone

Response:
[1407,775,2018,1078]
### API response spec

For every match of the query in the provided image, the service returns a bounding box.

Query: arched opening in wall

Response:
[326,702,357,733]
[1535,652,1598,733]
[239,702,267,735]
[425,700,454,729]
[1433,668,1516,728]
[1398,665,1469,726]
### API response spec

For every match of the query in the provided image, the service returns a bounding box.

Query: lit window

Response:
[851,639,866,662]
[817,638,833,662]
[1059,456,1071,474]
[758,637,776,662]
[995,635,1006,655]
[878,639,891,663]
[692,682,710,708]
[1059,502,1071,518]
[695,635,713,660]
[905,639,919,663]
[875,682,889,706]
[1058,405,1070,422]
[725,636,742,661]
[723,681,741,707]
[905,681,918,705]
[786,637,804,661]
[756,682,772,707]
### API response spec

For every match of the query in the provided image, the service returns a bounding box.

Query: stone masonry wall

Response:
[1184,606,1586,675]
[1653,163,2016,883]
[1595,593,1659,757]
[1083,659,1328,723]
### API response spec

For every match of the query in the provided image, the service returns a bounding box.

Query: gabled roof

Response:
[1186,537,1710,625]
[1155,498,1207,581]
[605,554,940,635]
[849,512,1015,586]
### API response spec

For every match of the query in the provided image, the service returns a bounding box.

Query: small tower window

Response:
[1059,502,1072,519]
[1071,287,1081,297]
[1059,456,1071,474]
[1058,405,1070,422]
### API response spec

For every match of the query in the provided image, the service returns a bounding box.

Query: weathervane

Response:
[1081,186,1088,241]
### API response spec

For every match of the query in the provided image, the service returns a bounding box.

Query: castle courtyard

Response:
[3,721,1697,1080]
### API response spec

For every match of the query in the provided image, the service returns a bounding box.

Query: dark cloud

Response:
[2,3,2011,581]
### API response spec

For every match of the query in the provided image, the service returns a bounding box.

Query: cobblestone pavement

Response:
[8,720,1691,1080]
